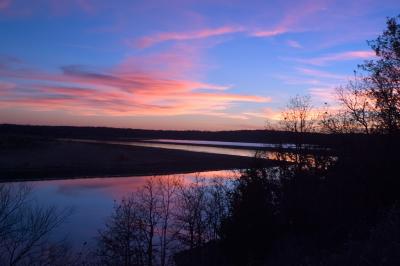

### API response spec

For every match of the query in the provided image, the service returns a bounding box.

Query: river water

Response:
[3,139,318,249]
[8,170,238,249]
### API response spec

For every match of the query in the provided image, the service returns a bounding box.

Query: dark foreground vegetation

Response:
[172,15,400,265]
[1,14,400,266]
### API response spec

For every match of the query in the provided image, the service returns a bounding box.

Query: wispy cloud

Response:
[287,40,302,48]
[250,28,288,37]
[308,87,337,102]
[135,26,245,48]
[276,74,323,86]
[251,0,329,39]
[243,107,281,121]
[0,52,269,118]
[290,50,375,66]
[296,67,348,81]
[133,0,330,49]
[275,67,349,89]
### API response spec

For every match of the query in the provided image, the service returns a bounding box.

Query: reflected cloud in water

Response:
[18,170,237,248]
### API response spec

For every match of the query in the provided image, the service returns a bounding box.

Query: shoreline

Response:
[0,167,242,183]
[0,138,277,182]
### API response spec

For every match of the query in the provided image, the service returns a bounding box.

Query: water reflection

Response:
[60,139,326,159]
[145,139,323,150]
[15,170,237,248]
[124,141,257,157]
[147,139,283,148]
[62,138,263,157]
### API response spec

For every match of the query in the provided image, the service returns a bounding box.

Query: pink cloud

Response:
[135,26,244,48]
[118,43,207,80]
[127,0,331,50]
[2,42,260,119]
[0,50,269,118]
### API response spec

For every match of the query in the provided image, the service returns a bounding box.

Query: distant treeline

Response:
[0,124,370,147]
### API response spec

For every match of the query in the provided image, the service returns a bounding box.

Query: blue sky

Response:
[0,0,399,130]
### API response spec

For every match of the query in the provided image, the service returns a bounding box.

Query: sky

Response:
[0,0,399,130]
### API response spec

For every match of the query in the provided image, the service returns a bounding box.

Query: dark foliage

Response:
[220,167,280,266]
[175,16,400,265]
[197,134,399,266]
[359,15,400,133]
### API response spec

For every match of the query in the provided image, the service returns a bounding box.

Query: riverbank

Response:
[0,138,275,182]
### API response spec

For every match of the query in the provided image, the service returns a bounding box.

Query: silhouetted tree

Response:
[281,95,314,134]
[278,94,323,169]
[137,177,161,266]
[189,14,400,266]
[175,176,208,250]
[0,184,72,266]
[175,176,230,248]
[97,176,187,266]
[156,176,182,266]
[360,15,400,133]
[203,178,230,242]
[336,74,376,134]
[97,197,145,266]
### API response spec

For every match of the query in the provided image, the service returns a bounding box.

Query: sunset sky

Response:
[0,0,399,130]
